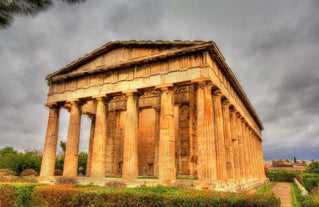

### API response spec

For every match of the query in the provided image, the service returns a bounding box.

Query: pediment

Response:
[63,47,159,77]
[46,41,211,82]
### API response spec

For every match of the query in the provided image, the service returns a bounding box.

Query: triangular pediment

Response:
[46,41,212,82]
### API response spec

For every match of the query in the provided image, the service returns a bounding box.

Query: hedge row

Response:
[265,169,299,182]
[0,184,280,207]
[0,183,40,207]
[301,173,319,193]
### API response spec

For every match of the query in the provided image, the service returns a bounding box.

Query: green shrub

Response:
[0,184,280,207]
[0,183,41,207]
[292,182,319,207]
[301,173,319,192]
[265,169,299,182]
[31,185,280,207]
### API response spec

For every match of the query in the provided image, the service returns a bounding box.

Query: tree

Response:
[0,146,42,174]
[294,156,297,163]
[18,148,43,173]
[305,161,319,174]
[55,140,66,170]
[59,140,66,155]
[0,0,86,29]
[0,146,22,174]
[78,151,87,175]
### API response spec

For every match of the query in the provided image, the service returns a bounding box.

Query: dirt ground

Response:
[272,182,292,207]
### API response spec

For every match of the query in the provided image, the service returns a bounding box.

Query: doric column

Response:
[122,91,139,179]
[222,100,235,179]
[153,106,160,177]
[230,108,240,179]
[244,123,252,178]
[257,136,265,178]
[249,128,258,177]
[240,118,249,178]
[63,100,82,177]
[246,126,253,178]
[90,97,108,177]
[86,115,95,176]
[196,82,217,181]
[236,113,245,178]
[212,90,227,180]
[158,85,176,181]
[40,104,60,177]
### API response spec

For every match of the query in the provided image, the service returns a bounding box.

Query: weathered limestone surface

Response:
[40,40,267,191]
[158,86,176,181]
[122,92,139,179]
[196,82,217,181]
[90,97,108,177]
[40,105,60,177]
[63,101,82,177]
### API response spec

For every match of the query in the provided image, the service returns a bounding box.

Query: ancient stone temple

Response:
[40,40,268,191]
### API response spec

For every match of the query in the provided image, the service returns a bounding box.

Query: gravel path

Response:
[272,182,292,207]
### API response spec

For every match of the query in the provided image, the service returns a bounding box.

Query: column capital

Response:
[45,102,62,110]
[212,89,222,97]
[67,99,84,107]
[153,106,161,112]
[123,90,141,98]
[229,106,237,114]
[87,114,96,120]
[155,83,174,91]
[195,81,214,89]
[222,98,231,106]
[93,95,111,103]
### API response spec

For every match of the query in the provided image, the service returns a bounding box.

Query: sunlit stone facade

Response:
[40,41,268,191]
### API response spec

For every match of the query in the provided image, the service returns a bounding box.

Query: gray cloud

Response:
[0,0,318,159]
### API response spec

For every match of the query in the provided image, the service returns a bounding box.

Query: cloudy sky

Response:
[1,0,318,160]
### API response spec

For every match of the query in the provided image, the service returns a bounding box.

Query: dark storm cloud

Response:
[104,0,165,39]
[0,0,318,159]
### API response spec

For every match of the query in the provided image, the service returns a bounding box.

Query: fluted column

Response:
[40,104,60,177]
[222,100,235,179]
[153,106,160,177]
[122,91,139,179]
[230,108,240,179]
[246,127,253,178]
[63,100,82,177]
[236,113,245,178]
[86,115,95,176]
[90,97,108,177]
[257,136,265,178]
[158,85,176,181]
[244,123,252,178]
[212,90,227,180]
[250,130,257,178]
[240,118,249,178]
[196,82,217,181]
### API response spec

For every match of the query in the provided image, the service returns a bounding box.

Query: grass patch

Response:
[257,182,276,195]
[291,182,319,207]
[291,183,302,207]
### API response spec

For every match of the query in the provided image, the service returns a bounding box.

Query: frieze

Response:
[140,90,161,98]
[174,86,189,94]
[109,95,128,103]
